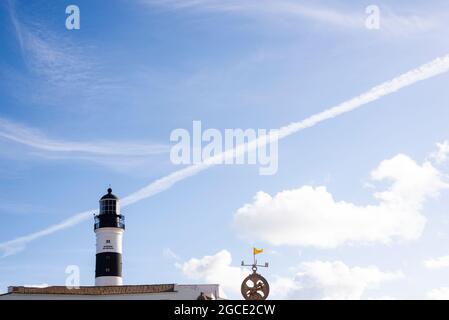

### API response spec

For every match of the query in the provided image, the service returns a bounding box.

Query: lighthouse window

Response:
[106,240,111,244]
[101,200,120,215]
[105,268,110,272]
[100,200,119,214]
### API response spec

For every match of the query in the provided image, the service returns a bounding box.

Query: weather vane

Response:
[240,247,270,300]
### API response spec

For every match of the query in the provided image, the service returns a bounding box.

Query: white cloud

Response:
[271,261,402,300]
[178,250,248,298]
[424,255,449,269]
[300,261,402,300]
[234,154,448,248]
[269,276,301,299]
[178,251,401,300]
[429,141,449,164]
[163,248,181,260]
[427,287,449,300]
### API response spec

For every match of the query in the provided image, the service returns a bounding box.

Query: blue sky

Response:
[1,0,449,299]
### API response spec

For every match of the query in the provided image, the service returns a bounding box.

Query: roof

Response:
[100,188,119,200]
[5,284,175,296]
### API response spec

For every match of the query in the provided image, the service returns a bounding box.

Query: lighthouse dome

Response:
[95,188,125,230]
[100,188,119,200]
[99,188,121,216]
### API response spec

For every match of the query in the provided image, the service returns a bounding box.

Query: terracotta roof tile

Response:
[8,284,176,295]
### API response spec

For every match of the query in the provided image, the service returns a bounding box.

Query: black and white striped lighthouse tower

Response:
[94,188,125,286]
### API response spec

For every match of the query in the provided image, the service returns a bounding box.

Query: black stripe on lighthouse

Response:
[95,252,122,278]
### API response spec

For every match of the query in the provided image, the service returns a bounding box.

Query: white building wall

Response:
[0,284,221,300]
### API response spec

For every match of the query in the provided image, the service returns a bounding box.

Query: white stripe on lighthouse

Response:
[95,276,123,286]
[95,228,124,254]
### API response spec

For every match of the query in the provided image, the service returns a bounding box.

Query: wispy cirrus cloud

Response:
[0,117,169,157]
[6,0,120,108]
[0,116,169,173]
[3,1,169,172]
[142,0,444,34]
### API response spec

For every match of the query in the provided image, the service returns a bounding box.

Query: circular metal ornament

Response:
[241,272,270,300]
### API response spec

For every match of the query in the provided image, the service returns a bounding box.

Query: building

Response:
[0,284,219,300]
[0,188,222,300]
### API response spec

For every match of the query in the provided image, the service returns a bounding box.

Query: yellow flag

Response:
[253,247,264,255]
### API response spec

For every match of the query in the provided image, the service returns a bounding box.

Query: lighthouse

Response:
[94,188,125,286]
[1,187,223,299]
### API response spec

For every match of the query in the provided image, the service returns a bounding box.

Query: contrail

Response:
[0,211,94,257]
[2,53,449,257]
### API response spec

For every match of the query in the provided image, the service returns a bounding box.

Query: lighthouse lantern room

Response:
[94,188,125,286]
